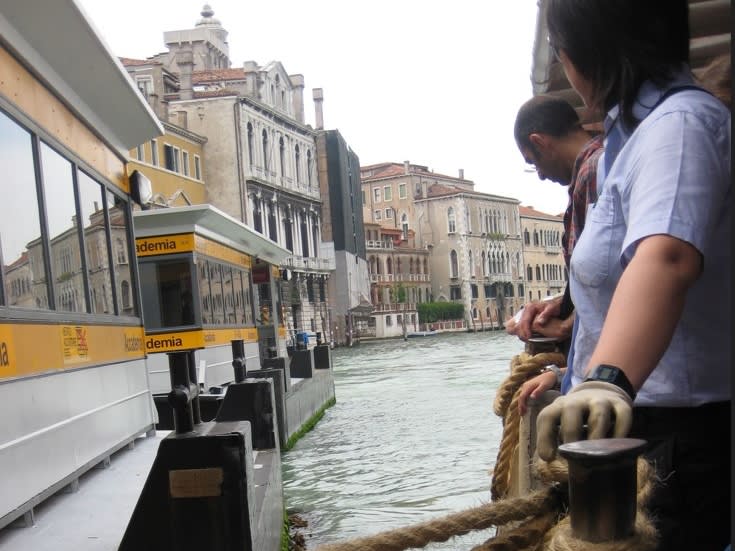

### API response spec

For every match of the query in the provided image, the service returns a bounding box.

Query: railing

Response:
[369,273,429,283]
[284,255,335,271]
[371,302,417,313]
[548,279,566,288]
[366,240,394,249]
[488,273,513,283]
[545,245,562,254]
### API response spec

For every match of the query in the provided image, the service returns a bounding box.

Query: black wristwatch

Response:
[584,364,637,401]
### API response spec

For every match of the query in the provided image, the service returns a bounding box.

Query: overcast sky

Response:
[77,0,569,216]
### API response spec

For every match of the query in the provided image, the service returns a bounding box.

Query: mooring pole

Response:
[167,350,201,434]
[558,438,647,542]
[231,339,247,383]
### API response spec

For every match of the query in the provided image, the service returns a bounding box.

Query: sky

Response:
[76,0,570,216]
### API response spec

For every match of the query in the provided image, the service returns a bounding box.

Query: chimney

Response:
[459,168,464,179]
[177,47,194,101]
[404,160,410,174]
[312,88,324,130]
[290,74,305,124]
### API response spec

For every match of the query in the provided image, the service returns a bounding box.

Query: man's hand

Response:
[531,315,574,341]
[535,380,633,461]
[513,297,562,341]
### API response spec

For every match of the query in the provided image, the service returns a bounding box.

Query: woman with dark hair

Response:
[535,1,731,550]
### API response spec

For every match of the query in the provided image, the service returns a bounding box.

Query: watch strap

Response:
[542,364,563,388]
[584,364,636,401]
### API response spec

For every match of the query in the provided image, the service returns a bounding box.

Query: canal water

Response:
[282,330,524,549]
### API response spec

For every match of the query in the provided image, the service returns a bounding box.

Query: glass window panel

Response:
[139,259,194,330]
[210,262,224,324]
[232,268,245,324]
[0,110,48,309]
[197,258,211,324]
[241,269,253,325]
[107,191,137,316]
[41,142,86,313]
[78,171,113,314]
[222,265,236,324]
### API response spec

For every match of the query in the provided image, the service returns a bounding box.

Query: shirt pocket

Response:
[570,192,617,288]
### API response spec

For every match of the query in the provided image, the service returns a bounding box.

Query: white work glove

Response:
[535,381,634,461]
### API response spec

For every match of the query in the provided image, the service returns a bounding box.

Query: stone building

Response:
[518,206,566,302]
[315,129,371,345]
[362,162,524,330]
[363,222,431,339]
[121,5,338,344]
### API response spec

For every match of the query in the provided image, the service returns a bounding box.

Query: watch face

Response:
[598,366,615,380]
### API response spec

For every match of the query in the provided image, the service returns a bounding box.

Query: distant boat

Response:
[406,330,439,338]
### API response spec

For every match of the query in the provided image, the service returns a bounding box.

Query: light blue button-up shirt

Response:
[568,68,731,406]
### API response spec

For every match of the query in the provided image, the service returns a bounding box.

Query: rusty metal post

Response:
[558,438,647,542]
[231,339,246,383]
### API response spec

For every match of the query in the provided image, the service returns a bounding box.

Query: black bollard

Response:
[167,350,201,434]
[231,339,247,383]
[558,438,647,542]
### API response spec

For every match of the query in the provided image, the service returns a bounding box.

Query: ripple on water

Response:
[282,331,523,550]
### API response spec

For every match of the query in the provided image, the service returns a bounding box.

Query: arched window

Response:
[262,129,269,170]
[423,258,428,275]
[306,150,313,186]
[401,213,408,240]
[481,251,486,276]
[524,229,530,245]
[447,207,456,233]
[295,144,301,183]
[386,258,393,274]
[279,136,286,176]
[468,250,474,276]
[450,250,458,278]
[535,265,542,280]
[247,123,254,165]
[121,280,130,310]
[533,230,539,246]
[527,265,533,280]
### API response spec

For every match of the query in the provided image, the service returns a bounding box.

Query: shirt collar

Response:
[604,64,695,136]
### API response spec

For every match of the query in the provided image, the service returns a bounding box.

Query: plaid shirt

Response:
[562,135,603,266]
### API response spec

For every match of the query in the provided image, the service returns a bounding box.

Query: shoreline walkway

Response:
[0,431,167,551]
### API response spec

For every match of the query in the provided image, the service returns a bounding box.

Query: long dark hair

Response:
[546,0,689,130]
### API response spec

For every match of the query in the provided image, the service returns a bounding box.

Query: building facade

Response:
[121,6,337,345]
[518,206,566,302]
[361,162,524,331]
[315,129,371,345]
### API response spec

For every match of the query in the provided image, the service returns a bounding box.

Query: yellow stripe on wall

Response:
[0,323,145,380]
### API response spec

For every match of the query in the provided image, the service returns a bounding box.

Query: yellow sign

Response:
[145,327,258,354]
[135,234,195,257]
[0,325,13,372]
[0,323,146,381]
[194,235,251,268]
[62,325,89,364]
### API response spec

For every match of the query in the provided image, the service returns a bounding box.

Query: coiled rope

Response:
[314,351,658,551]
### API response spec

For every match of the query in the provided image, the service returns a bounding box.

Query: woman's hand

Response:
[518,369,561,416]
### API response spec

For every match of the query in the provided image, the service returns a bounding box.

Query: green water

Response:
[282,331,523,549]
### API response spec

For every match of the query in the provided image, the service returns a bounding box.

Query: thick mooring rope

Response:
[314,351,658,551]
[491,351,566,501]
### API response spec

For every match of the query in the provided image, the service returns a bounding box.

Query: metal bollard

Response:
[558,438,647,542]
[231,339,247,383]
[167,350,201,434]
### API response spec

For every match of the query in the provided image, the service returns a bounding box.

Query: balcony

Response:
[488,272,513,283]
[284,255,335,272]
[371,302,417,313]
[369,273,429,283]
[548,279,566,288]
[545,245,562,254]
[366,240,394,249]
